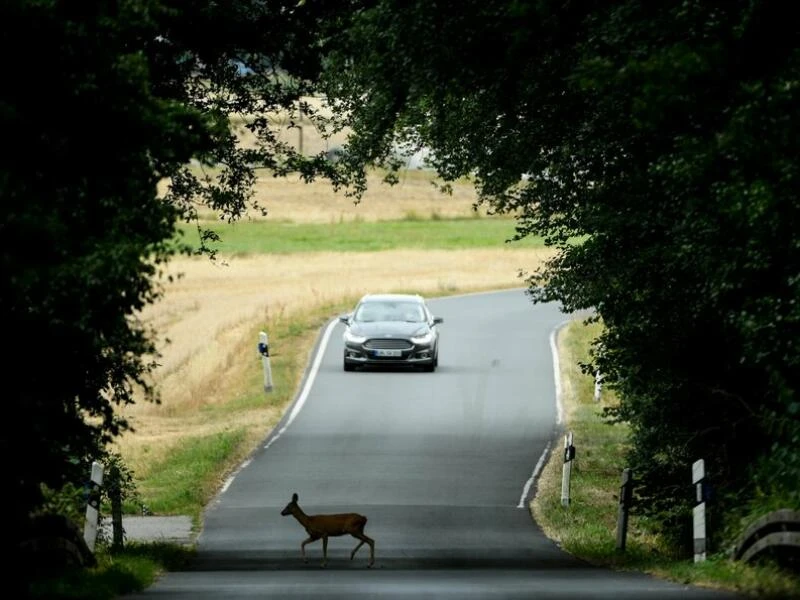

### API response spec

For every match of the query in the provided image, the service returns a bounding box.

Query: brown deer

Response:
[280,492,375,567]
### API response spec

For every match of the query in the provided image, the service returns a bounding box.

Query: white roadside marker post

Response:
[692,459,707,563]
[259,331,273,392]
[594,369,603,402]
[561,431,576,507]
[83,461,104,553]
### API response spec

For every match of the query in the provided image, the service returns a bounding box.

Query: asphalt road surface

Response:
[125,289,740,599]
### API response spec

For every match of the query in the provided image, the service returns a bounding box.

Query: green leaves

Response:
[2,0,345,548]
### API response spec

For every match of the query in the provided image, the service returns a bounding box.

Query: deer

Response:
[280,492,375,568]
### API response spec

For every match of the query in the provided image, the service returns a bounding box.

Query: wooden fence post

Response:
[109,463,124,551]
[616,468,633,552]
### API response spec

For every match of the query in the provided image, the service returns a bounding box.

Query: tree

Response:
[1,0,339,567]
[315,0,800,549]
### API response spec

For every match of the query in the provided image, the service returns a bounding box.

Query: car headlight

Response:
[410,330,433,344]
[343,329,367,344]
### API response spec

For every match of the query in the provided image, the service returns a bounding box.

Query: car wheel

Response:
[344,359,355,372]
[423,362,435,373]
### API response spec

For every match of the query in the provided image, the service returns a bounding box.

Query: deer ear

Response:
[292,493,298,502]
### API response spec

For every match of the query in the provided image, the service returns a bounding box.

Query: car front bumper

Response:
[343,342,435,366]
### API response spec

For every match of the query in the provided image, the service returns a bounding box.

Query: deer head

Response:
[281,492,299,516]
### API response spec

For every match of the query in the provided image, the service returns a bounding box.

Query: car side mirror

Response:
[433,317,443,325]
[339,314,351,324]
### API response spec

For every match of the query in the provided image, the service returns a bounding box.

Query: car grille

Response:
[364,339,413,350]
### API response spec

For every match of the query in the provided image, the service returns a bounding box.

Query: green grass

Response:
[134,430,246,516]
[176,217,541,254]
[29,543,196,600]
[533,319,800,599]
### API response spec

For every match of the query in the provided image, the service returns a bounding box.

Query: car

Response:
[339,293,443,372]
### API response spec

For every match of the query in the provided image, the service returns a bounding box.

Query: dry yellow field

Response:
[115,171,553,490]
[192,170,497,223]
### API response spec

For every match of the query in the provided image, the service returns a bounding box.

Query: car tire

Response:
[344,359,355,372]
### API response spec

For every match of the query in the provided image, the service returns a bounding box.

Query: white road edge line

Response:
[226,297,572,502]
[264,317,339,451]
[517,319,570,508]
[517,440,552,509]
[551,320,570,426]
[220,317,339,495]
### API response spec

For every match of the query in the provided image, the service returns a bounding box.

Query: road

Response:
[125,289,739,599]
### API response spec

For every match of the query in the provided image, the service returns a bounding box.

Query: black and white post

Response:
[83,461,104,553]
[561,431,576,507]
[258,331,273,393]
[594,369,603,402]
[692,459,707,563]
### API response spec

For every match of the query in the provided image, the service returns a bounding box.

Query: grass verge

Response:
[126,296,362,523]
[531,319,800,599]
[28,543,196,600]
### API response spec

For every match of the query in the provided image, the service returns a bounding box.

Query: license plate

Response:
[373,349,401,357]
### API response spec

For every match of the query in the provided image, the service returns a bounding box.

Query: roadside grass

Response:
[532,319,800,599]
[176,216,540,255]
[122,297,362,524]
[129,430,247,516]
[29,543,195,600]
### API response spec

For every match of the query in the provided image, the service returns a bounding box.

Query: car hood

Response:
[348,321,430,338]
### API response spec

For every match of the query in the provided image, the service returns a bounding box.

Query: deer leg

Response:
[321,535,328,568]
[350,540,365,560]
[301,535,319,564]
[351,532,375,567]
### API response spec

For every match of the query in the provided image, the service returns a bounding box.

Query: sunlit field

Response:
[114,171,553,495]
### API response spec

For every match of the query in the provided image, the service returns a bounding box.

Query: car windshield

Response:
[355,301,425,323]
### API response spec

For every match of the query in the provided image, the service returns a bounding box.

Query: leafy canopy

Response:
[1,0,340,548]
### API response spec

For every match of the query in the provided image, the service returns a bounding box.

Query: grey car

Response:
[340,293,443,372]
